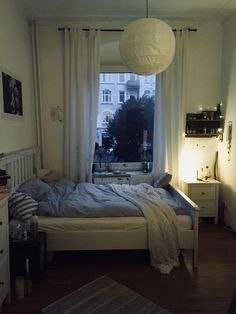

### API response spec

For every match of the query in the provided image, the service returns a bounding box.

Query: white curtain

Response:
[31,21,45,168]
[152,29,189,186]
[63,29,100,182]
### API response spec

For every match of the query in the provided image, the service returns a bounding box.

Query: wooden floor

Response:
[1,220,236,314]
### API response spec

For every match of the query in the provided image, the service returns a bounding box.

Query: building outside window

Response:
[102,89,112,103]
[103,111,112,122]
[95,73,156,167]
[119,91,125,103]
[119,73,125,82]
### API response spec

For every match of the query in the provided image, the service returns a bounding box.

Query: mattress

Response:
[38,215,192,233]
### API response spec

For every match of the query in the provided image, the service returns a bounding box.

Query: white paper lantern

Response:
[119,18,175,75]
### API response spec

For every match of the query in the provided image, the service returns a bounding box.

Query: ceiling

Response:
[21,0,236,22]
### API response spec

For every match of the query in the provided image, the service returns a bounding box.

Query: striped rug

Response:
[42,276,171,314]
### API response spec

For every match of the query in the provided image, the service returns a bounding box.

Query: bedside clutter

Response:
[10,232,47,284]
[180,178,220,224]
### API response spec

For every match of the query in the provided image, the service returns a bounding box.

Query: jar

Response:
[30,214,38,238]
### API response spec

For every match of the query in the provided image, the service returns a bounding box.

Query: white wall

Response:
[218,14,236,231]
[38,19,222,176]
[181,20,222,181]
[0,0,36,153]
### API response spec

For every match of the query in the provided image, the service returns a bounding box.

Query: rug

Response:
[42,276,171,314]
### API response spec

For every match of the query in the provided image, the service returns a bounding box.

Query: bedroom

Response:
[0,0,236,313]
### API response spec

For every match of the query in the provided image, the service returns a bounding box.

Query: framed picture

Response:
[0,68,23,119]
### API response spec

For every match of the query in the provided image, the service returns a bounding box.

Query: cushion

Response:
[153,172,172,188]
[40,170,63,185]
[9,192,38,222]
[17,178,51,201]
[154,188,187,215]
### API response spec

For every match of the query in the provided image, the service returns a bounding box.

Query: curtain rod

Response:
[58,27,197,32]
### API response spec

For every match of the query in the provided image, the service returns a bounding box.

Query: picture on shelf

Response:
[0,69,23,118]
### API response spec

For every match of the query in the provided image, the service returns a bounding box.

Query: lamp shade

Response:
[119,18,175,75]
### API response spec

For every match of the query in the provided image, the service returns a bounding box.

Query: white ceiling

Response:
[21,0,236,22]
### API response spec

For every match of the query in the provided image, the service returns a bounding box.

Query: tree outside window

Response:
[96,73,156,164]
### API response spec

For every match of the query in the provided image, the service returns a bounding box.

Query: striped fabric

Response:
[42,276,171,314]
[9,192,38,222]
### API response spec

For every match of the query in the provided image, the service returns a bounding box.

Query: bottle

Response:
[24,258,32,295]
[216,103,221,118]
[30,214,38,239]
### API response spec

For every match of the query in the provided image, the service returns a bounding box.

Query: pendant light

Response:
[119,0,175,75]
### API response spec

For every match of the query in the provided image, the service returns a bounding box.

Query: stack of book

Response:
[0,169,11,193]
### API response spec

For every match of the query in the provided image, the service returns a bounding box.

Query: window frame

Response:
[97,69,156,171]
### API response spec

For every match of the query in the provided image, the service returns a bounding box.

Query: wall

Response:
[218,14,236,231]
[181,20,222,182]
[0,0,36,153]
[37,19,222,175]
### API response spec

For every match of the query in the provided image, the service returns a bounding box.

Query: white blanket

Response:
[110,183,180,274]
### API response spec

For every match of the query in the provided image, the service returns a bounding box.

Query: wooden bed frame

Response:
[0,147,199,268]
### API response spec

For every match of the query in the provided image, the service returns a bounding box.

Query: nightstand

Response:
[180,178,220,224]
[10,232,47,283]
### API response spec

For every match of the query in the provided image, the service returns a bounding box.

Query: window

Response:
[119,73,125,82]
[119,91,125,103]
[103,111,112,122]
[101,73,112,83]
[102,89,112,103]
[96,73,156,165]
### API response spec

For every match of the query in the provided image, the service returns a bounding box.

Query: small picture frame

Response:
[0,68,23,120]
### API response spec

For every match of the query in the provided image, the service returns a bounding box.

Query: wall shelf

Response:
[185,111,222,137]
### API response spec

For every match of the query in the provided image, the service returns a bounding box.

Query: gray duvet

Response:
[38,178,143,217]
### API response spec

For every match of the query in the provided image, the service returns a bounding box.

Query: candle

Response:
[143,129,147,144]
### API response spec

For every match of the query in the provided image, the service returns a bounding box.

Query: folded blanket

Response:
[110,183,180,274]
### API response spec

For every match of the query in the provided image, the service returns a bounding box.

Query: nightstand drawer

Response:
[189,186,215,200]
[195,200,215,216]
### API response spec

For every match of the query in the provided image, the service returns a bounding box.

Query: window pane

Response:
[96,73,156,163]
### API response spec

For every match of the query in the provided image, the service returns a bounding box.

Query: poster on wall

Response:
[0,68,23,119]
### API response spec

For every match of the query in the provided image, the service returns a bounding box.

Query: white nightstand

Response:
[180,178,220,224]
[0,195,10,308]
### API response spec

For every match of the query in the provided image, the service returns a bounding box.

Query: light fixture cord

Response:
[146,0,149,18]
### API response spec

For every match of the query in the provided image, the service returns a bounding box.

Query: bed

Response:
[0,147,199,274]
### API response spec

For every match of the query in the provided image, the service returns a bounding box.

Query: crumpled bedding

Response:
[110,183,180,274]
[38,178,142,217]
[37,178,181,273]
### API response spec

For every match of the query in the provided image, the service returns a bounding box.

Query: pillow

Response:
[154,188,187,215]
[17,178,51,201]
[9,192,38,222]
[153,172,172,188]
[40,170,63,185]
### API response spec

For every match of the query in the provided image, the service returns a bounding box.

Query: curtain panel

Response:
[63,29,100,182]
[153,29,189,187]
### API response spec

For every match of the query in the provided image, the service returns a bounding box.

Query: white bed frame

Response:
[0,147,199,268]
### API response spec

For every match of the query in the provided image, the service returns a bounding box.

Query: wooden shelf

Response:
[186,119,221,122]
[185,134,218,138]
[185,112,222,138]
